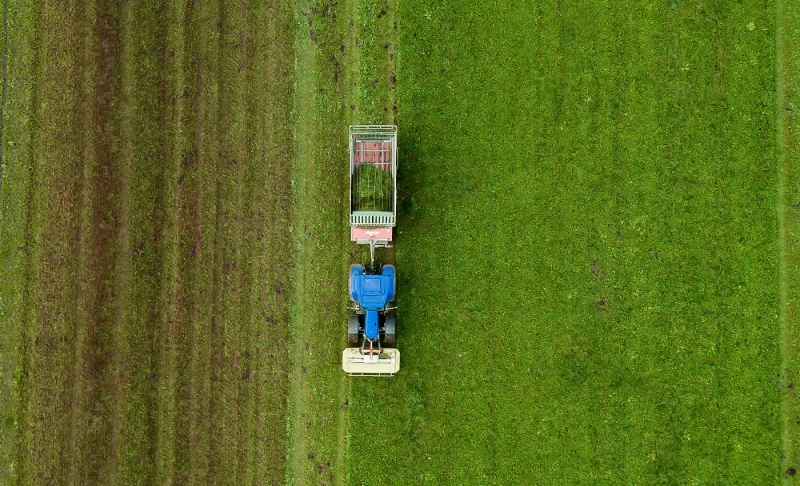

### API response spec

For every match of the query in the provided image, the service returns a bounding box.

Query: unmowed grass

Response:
[347,1,784,483]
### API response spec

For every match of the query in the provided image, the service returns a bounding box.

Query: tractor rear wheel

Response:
[348,315,360,344]
[383,315,396,345]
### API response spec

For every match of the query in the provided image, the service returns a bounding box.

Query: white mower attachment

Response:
[342,347,400,376]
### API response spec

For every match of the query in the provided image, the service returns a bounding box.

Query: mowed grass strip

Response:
[236,0,294,483]
[0,2,35,484]
[348,1,783,483]
[0,1,36,483]
[13,1,113,482]
[288,2,353,484]
[1,0,296,484]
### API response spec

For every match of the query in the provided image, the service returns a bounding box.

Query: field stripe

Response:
[203,0,228,480]
[194,0,223,479]
[117,2,183,482]
[152,0,186,482]
[3,1,295,483]
[13,0,42,479]
[23,2,97,482]
[205,0,246,482]
[289,2,359,484]
[106,0,134,481]
[247,1,294,483]
[0,1,37,483]
[172,0,202,481]
[777,0,789,477]
[779,0,800,480]
[0,0,10,203]
[67,0,93,480]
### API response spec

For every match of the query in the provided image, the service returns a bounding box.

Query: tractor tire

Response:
[348,315,360,344]
[381,264,397,302]
[383,315,396,345]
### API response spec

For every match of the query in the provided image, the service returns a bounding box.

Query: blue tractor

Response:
[343,125,400,375]
[348,263,396,349]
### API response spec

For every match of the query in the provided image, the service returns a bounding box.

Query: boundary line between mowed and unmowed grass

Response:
[779,0,800,482]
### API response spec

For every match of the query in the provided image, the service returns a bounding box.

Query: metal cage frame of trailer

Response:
[349,125,397,229]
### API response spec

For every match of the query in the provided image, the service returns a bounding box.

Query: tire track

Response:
[106,0,134,482]
[0,0,10,204]
[66,0,94,480]
[200,0,226,480]
[151,0,186,481]
[172,0,202,481]
[69,1,128,482]
[116,1,175,482]
[777,0,800,480]
[174,1,214,479]
[190,0,221,479]
[208,0,245,482]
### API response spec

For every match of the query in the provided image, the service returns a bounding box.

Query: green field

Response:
[1,0,800,484]
[0,1,294,483]
[348,0,791,483]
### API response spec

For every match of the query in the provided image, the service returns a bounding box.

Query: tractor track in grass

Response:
[208,0,246,480]
[288,2,352,484]
[68,0,126,483]
[778,0,800,481]
[287,1,399,483]
[777,0,789,477]
[0,0,10,205]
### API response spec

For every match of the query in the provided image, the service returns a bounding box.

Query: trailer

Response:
[343,125,400,376]
[349,125,397,261]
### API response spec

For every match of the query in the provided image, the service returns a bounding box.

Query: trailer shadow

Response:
[397,126,421,224]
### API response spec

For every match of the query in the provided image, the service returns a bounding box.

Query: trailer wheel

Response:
[348,315,360,344]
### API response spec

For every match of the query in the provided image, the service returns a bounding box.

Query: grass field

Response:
[346,0,800,484]
[0,0,294,484]
[1,0,799,485]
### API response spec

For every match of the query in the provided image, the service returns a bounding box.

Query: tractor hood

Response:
[350,265,395,309]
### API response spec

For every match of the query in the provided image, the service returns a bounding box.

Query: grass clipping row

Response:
[353,164,393,212]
